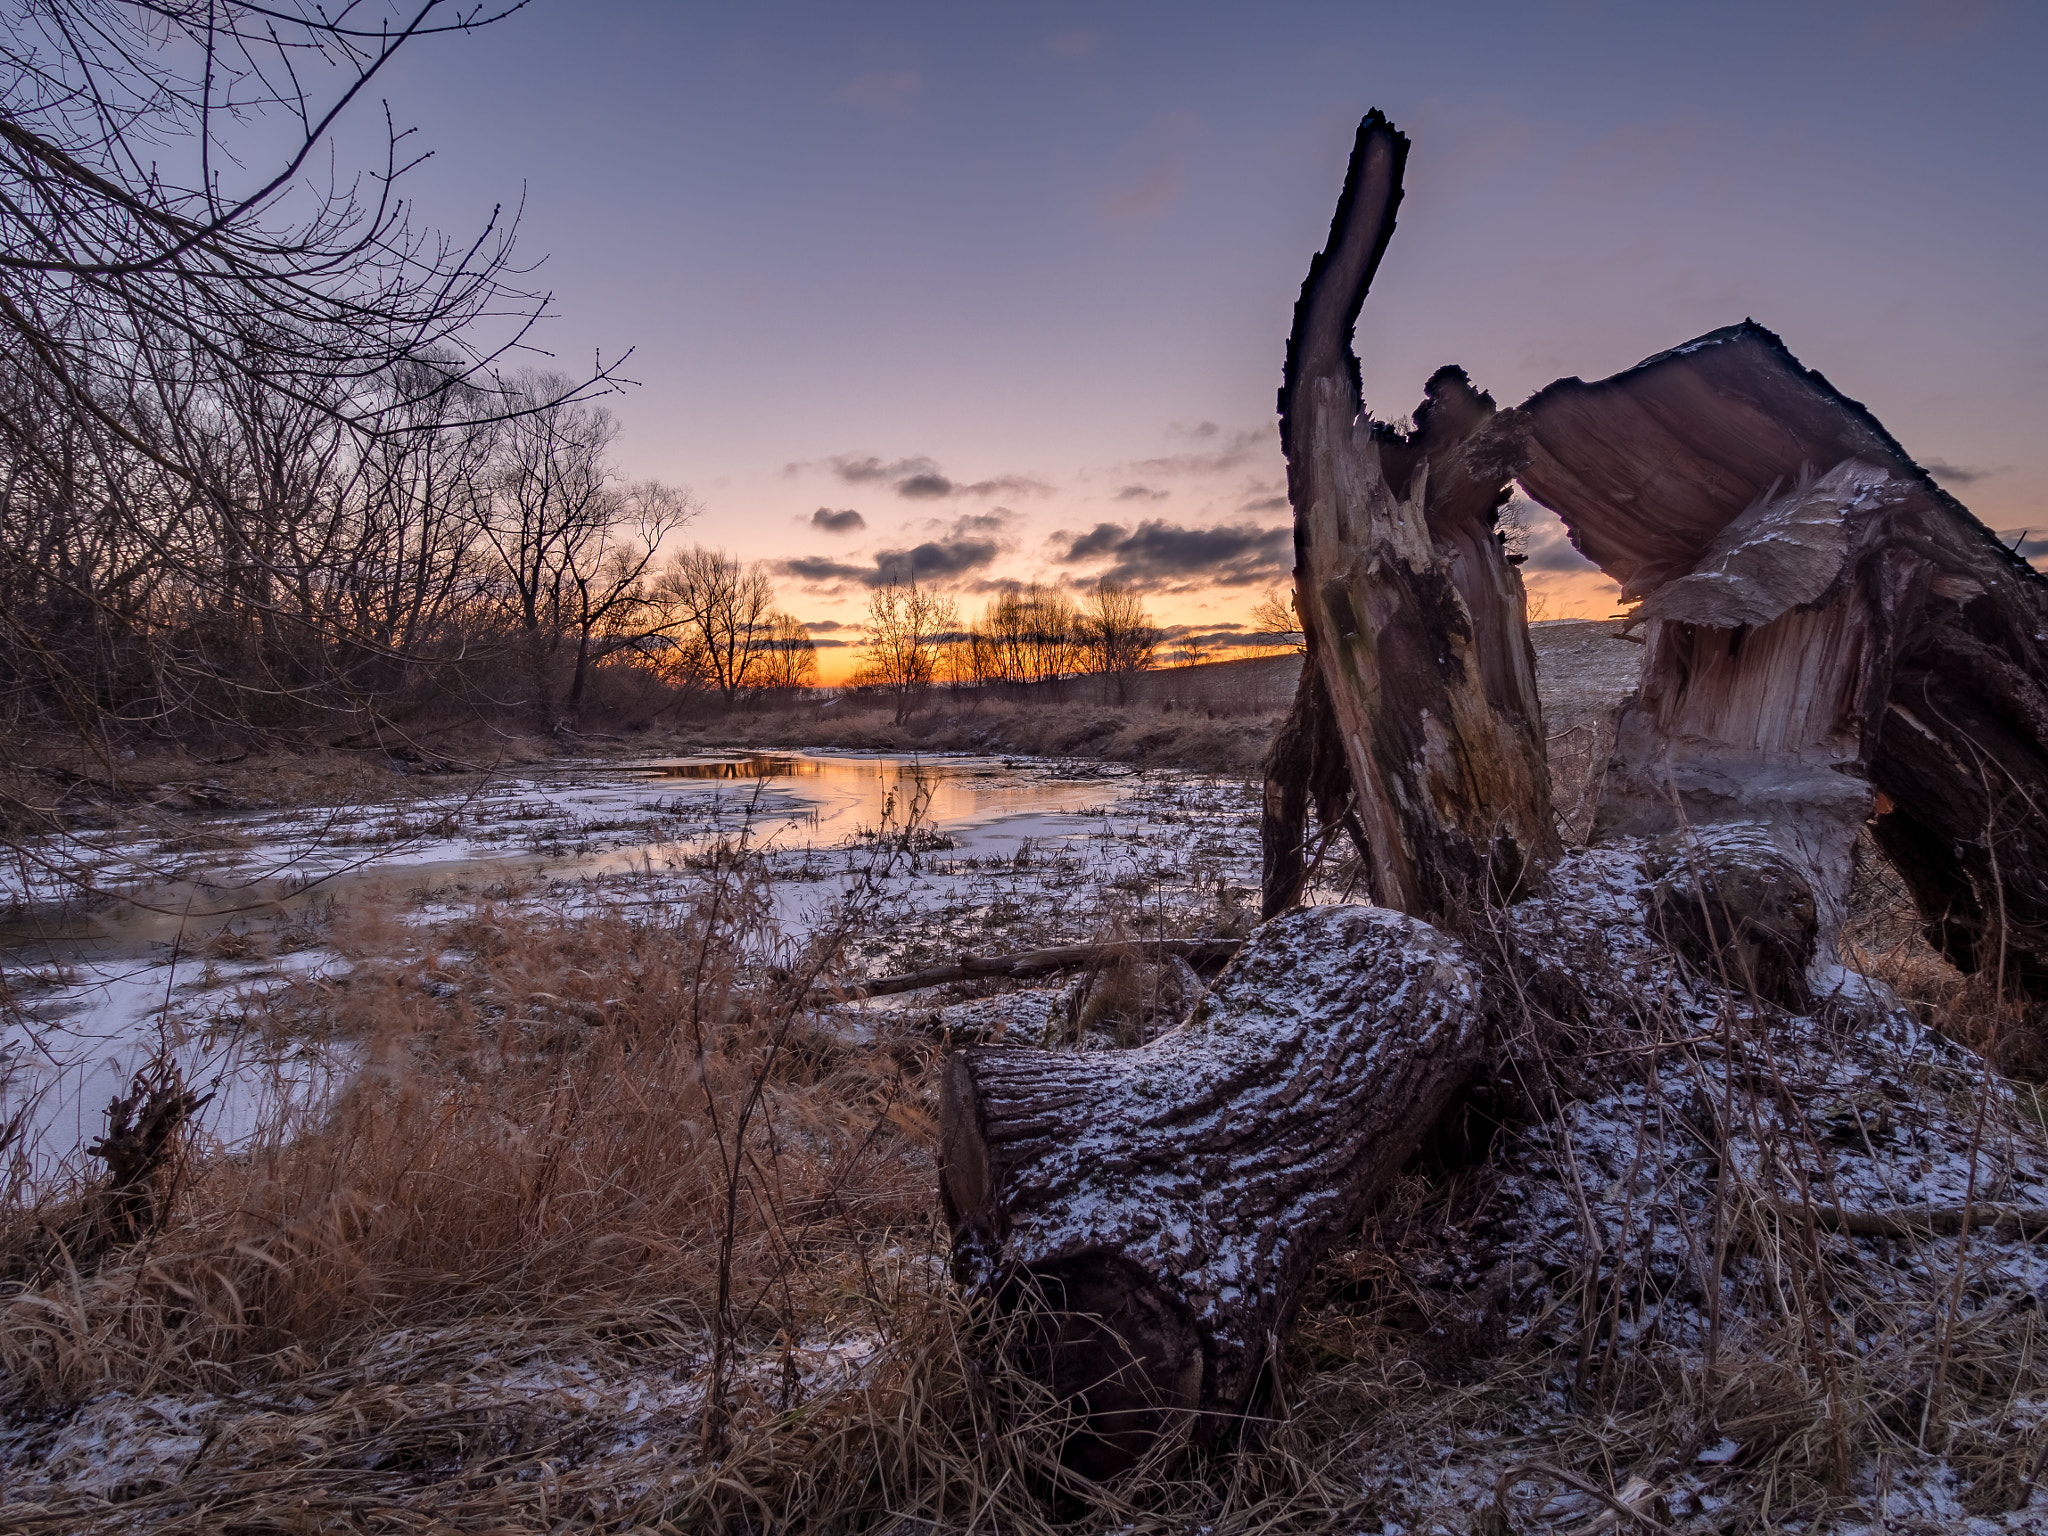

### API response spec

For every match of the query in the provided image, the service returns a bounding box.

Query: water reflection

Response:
[0,752,1140,1187]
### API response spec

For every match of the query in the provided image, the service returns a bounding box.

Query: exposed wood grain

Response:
[1518,323,2048,987]
[1274,111,1558,926]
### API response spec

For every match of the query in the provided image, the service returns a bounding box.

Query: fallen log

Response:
[811,938,1240,1002]
[941,905,1481,1476]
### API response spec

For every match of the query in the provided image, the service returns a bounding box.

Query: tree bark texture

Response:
[940,905,1480,1476]
[1272,111,1559,927]
[1517,322,2048,987]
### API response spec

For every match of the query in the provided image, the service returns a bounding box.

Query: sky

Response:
[349,0,2047,678]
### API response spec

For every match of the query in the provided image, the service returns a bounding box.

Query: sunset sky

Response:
[374,1,2047,679]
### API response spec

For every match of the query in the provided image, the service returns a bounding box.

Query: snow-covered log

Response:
[1263,111,1558,928]
[939,905,1481,1476]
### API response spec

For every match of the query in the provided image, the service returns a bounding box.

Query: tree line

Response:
[849,579,1162,723]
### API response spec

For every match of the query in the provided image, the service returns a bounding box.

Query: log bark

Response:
[1271,111,1558,927]
[1517,322,2048,988]
[940,905,1481,1476]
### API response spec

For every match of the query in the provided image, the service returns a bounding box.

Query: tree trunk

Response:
[940,905,1481,1477]
[1516,321,2048,989]
[1272,111,1558,928]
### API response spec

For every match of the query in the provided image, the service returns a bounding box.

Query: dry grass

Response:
[655,693,1288,776]
[10,797,2048,1530]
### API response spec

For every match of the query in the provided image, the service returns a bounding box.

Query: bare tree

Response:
[1249,587,1305,652]
[755,612,819,693]
[481,380,693,727]
[968,582,1084,690]
[1080,580,1160,703]
[655,548,777,709]
[855,578,959,724]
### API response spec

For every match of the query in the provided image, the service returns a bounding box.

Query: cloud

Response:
[1516,520,1601,574]
[830,70,920,111]
[1115,484,1168,502]
[828,453,939,484]
[774,526,1004,592]
[874,538,1001,581]
[1047,28,1103,60]
[960,474,1051,498]
[1923,458,2001,486]
[1123,426,1268,478]
[817,452,1048,501]
[812,508,866,533]
[1240,495,1289,513]
[944,510,1014,535]
[803,619,850,633]
[1056,518,1290,590]
[1997,530,2048,562]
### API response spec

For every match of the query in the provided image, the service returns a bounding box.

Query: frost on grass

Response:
[1278,840,2048,1532]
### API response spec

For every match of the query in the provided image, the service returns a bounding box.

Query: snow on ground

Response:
[0,752,1259,1189]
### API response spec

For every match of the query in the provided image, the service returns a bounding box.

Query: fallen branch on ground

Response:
[809,938,1240,1001]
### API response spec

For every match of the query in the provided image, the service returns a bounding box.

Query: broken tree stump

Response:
[941,905,1481,1476]
[1517,322,2048,988]
[1265,110,1558,927]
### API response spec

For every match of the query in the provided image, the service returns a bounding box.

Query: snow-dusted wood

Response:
[1518,323,2048,988]
[1270,111,1558,926]
[940,905,1481,1475]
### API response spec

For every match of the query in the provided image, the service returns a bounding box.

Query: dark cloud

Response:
[812,507,866,533]
[1924,459,2001,486]
[803,619,849,633]
[814,452,1048,501]
[774,535,1002,592]
[1157,622,1284,654]
[1055,518,1290,590]
[875,538,1001,580]
[1998,529,2048,562]
[778,556,874,587]
[1520,538,1600,574]
[1240,495,1288,513]
[1515,518,1601,574]
[830,453,939,484]
[1115,484,1168,502]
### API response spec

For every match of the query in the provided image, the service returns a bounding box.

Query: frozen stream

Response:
[0,752,1258,1191]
